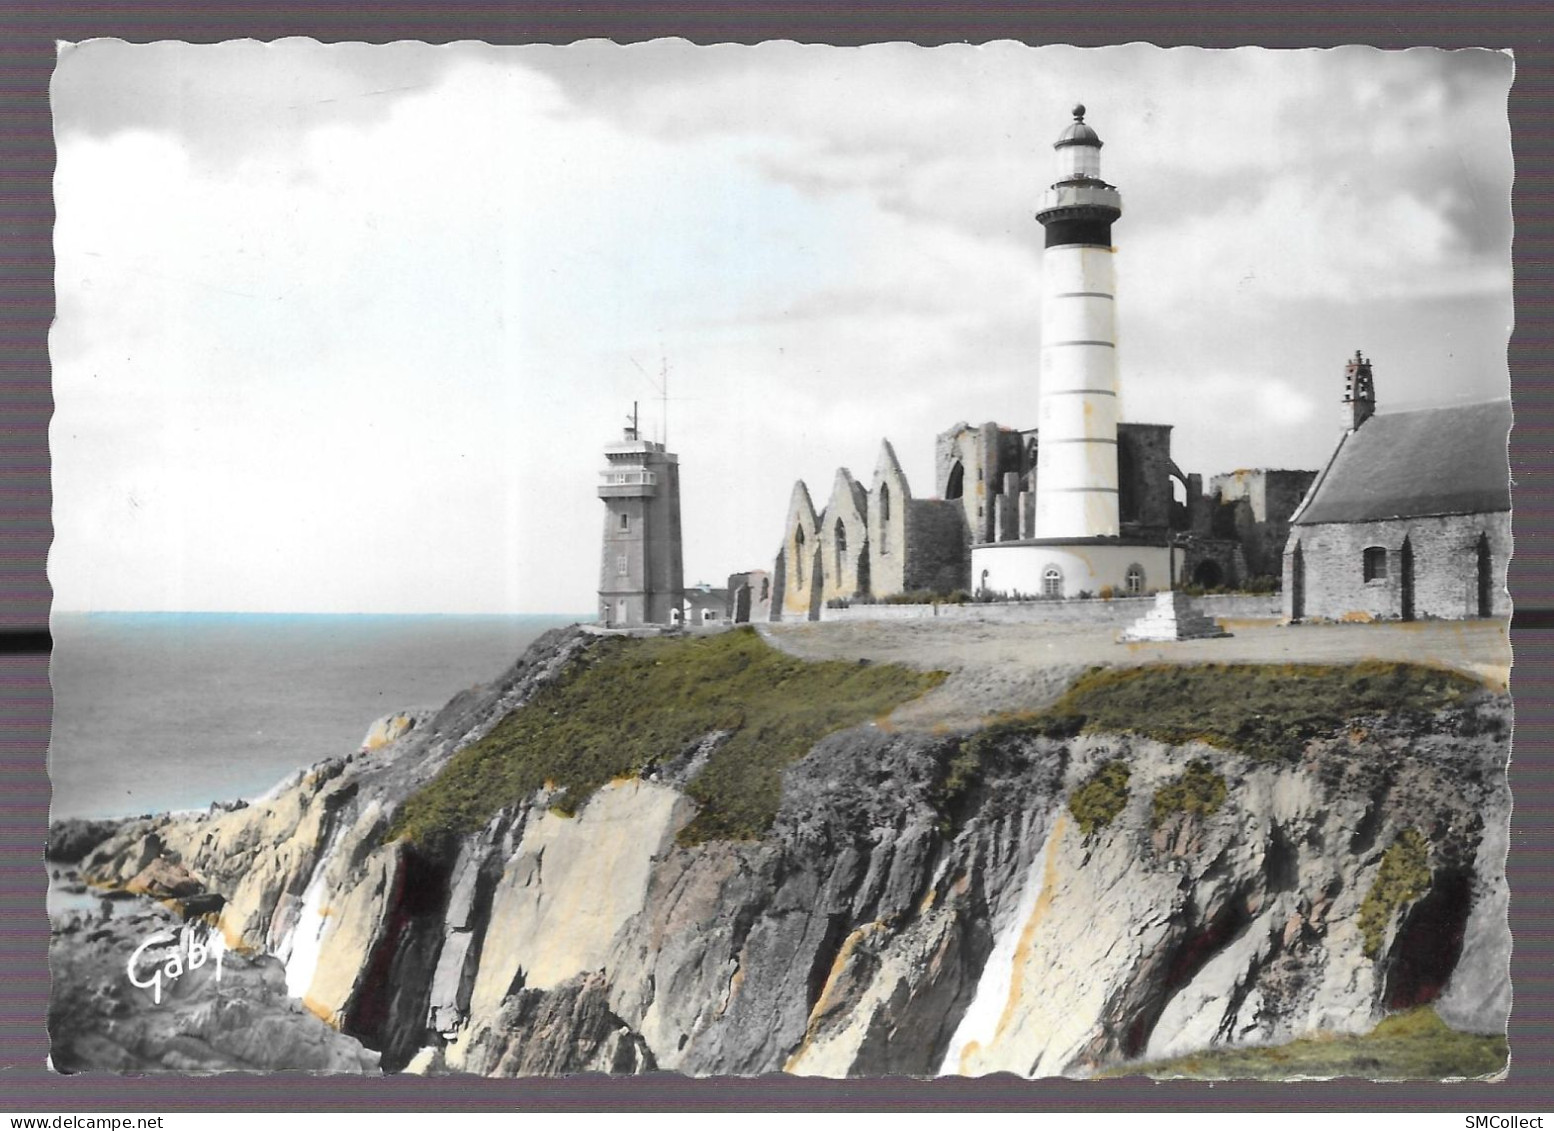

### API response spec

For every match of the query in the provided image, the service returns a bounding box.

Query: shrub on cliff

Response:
[932,711,1085,832]
[1358,828,1433,958]
[1069,759,1131,837]
[1151,759,1228,829]
[389,627,944,850]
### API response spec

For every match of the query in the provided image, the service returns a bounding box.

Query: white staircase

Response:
[1118,590,1231,642]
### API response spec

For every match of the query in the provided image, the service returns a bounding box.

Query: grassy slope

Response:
[1013,659,1487,763]
[1105,1007,1507,1081]
[390,627,945,849]
[396,645,1494,852]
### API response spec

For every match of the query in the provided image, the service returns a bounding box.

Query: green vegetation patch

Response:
[933,711,1084,829]
[1103,1007,1505,1081]
[389,627,944,850]
[1044,660,1481,763]
[1069,759,1131,837]
[1151,759,1228,829]
[1358,828,1433,958]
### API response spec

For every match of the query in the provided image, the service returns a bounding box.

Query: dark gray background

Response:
[2,2,1548,1112]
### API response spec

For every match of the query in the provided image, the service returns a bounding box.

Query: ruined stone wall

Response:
[1177,537,1247,590]
[1117,423,1175,540]
[820,473,871,603]
[768,552,787,623]
[779,484,823,621]
[1264,471,1317,523]
[1210,469,1318,579]
[905,499,971,594]
[997,429,1028,480]
[935,423,1003,545]
[727,570,773,624]
[1251,470,1319,577]
[1284,510,1511,622]
[869,445,911,598]
[994,471,1021,543]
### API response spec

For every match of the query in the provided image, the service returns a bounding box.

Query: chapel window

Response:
[1363,546,1388,582]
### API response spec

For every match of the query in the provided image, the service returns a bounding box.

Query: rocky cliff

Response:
[54,625,1512,1078]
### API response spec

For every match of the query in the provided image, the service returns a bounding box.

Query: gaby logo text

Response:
[125,924,225,1005]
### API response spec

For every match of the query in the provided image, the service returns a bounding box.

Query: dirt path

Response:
[758,617,1512,731]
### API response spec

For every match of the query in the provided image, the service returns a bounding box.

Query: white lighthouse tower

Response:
[1033,104,1123,540]
[970,104,1173,600]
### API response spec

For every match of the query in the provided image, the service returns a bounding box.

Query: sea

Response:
[47,612,585,821]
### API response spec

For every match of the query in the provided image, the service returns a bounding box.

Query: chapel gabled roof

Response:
[1293,399,1511,526]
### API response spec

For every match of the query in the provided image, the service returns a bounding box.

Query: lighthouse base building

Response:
[972,539,1175,602]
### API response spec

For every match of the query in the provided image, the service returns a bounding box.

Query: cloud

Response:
[53,39,464,167]
[52,49,1039,610]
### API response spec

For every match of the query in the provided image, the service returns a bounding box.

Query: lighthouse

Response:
[970,104,1172,600]
[1033,104,1123,540]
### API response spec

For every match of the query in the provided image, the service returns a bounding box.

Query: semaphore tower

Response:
[597,403,684,626]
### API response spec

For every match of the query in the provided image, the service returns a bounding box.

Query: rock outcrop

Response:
[48,891,380,1074]
[54,625,1512,1077]
[47,817,125,864]
[360,710,428,753]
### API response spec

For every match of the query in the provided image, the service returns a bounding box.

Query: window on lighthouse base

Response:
[1042,566,1064,599]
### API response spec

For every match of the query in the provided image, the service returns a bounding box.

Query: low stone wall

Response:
[1195,593,1283,619]
[817,593,1282,625]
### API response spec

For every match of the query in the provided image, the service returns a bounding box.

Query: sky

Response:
[48,41,1514,615]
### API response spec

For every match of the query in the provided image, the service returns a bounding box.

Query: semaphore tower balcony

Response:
[598,432,673,498]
